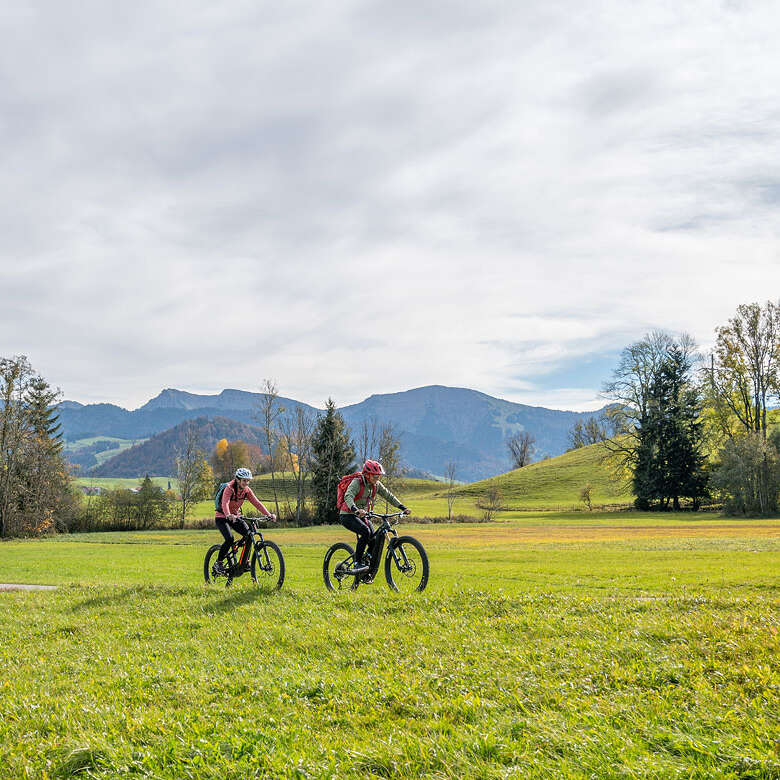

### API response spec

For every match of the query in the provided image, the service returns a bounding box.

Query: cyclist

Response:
[214,467,276,575]
[339,459,411,577]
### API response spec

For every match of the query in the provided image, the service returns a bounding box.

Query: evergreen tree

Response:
[633,346,708,510]
[310,399,355,525]
[26,376,63,453]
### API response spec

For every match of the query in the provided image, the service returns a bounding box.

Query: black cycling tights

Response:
[215,516,250,561]
[340,513,373,564]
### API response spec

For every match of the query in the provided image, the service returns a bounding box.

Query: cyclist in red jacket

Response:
[339,459,410,576]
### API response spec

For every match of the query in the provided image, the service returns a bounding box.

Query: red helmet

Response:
[362,459,385,476]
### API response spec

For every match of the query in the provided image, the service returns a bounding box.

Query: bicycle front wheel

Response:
[251,540,285,591]
[323,542,360,592]
[385,536,429,593]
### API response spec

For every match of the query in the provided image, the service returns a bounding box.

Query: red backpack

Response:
[336,472,377,512]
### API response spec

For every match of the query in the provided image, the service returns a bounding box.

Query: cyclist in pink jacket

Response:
[213,467,276,574]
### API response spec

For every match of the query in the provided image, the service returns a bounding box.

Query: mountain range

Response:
[61,385,607,481]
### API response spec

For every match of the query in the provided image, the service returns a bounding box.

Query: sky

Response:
[2,0,779,412]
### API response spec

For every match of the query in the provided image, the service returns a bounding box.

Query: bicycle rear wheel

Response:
[385,536,428,593]
[204,544,230,586]
[251,540,285,590]
[323,542,360,591]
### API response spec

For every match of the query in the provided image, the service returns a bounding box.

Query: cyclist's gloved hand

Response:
[266,513,277,522]
[355,508,368,519]
[403,508,412,516]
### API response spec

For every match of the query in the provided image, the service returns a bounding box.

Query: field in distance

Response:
[74,442,634,520]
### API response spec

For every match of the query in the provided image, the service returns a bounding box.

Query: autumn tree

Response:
[210,439,256,483]
[708,300,779,439]
[705,301,780,514]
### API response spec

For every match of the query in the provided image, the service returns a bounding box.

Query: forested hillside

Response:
[90,417,267,477]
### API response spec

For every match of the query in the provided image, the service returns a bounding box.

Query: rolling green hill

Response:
[448,442,632,510]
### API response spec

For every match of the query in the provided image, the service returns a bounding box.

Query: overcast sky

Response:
[2,1,779,411]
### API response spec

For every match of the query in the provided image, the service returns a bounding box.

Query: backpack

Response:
[214,479,241,512]
[336,472,377,512]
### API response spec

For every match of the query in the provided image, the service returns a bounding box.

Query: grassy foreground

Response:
[0,515,778,779]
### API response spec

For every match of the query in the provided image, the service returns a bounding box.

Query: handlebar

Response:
[365,511,406,526]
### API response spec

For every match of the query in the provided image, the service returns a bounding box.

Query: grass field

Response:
[1,513,778,779]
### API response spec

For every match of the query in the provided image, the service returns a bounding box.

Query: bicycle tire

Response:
[385,536,429,593]
[251,540,285,591]
[204,544,229,586]
[323,542,360,592]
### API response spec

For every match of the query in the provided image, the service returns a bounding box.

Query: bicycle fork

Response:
[389,539,413,572]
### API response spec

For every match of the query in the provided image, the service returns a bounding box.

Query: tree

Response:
[602,331,697,482]
[310,399,355,525]
[632,345,708,510]
[378,424,402,509]
[356,417,380,464]
[568,416,608,450]
[210,439,251,483]
[507,431,535,468]
[712,432,780,516]
[705,301,780,515]
[0,356,75,537]
[175,423,212,529]
[279,406,315,524]
[477,486,503,522]
[255,380,284,518]
[579,484,593,511]
[709,301,779,439]
[136,475,171,529]
[444,461,458,521]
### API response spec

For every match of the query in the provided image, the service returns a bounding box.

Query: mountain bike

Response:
[323,511,428,593]
[204,516,285,590]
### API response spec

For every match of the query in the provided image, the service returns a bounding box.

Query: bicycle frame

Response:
[364,512,413,576]
[226,519,268,573]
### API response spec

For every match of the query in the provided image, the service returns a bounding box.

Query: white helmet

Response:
[235,468,253,480]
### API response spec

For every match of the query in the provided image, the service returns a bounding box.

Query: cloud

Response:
[1,0,779,410]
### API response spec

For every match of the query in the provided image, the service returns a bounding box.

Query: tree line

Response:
[0,365,404,536]
[596,300,779,514]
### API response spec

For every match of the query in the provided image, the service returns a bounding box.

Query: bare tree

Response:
[444,461,458,521]
[279,406,315,524]
[356,417,379,463]
[254,379,284,518]
[477,485,503,522]
[579,484,594,511]
[378,424,402,511]
[175,423,211,529]
[507,431,535,468]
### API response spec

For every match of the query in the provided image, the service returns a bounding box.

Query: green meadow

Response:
[1,514,778,779]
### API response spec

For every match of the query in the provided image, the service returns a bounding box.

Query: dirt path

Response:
[0,583,57,591]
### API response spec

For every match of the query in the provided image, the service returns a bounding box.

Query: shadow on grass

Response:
[66,583,196,612]
[203,584,281,614]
